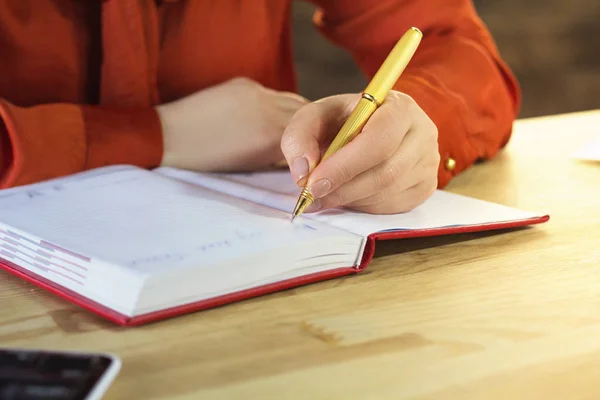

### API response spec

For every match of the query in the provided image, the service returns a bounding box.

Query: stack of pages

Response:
[0,165,548,325]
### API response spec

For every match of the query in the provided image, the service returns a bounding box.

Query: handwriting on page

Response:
[0,167,331,274]
[125,223,319,268]
[127,229,265,267]
[0,165,139,207]
[0,185,64,203]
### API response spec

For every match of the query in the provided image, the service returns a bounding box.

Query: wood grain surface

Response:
[1,110,599,399]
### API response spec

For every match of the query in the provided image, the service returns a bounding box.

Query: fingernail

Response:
[291,157,309,184]
[306,199,322,213]
[309,179,332,199]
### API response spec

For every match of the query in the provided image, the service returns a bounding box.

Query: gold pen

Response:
[291,27,423,221]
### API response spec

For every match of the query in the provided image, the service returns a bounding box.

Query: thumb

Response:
[281,93,360,186]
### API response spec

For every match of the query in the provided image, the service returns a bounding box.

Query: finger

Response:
[281,94,360,185]
[305,91,414,202]
[333,95,439,208]
[312,132,439,213]
[318,127,424,209]
[347,177,437,214]
[346,155,438,207]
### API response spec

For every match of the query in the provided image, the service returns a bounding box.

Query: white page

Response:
[0,165,138,207]
[157,168,544,236]
[0,167,358,275]
[573,137,600,161]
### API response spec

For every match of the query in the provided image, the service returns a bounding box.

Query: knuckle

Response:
[227,76,267,104]
[429,119,439,136]
[356,204,376,214]
[363,197,392,214]
[390,91,434,132]
[416,178,438,205]
[280,124,301,149]
[429,182,437,197]
[355,192,386,211]
[395,153,413,173]
[398,193,422,213]
[371,190,386,205]
[390,91,417,111]
[323,190,346,208]
[229,76,255,87]
[334,163,354,185]
[367,126,396,159]
[427,175,438,194]
[375,161,401,190]
[286,102,317,129]
[432,150,441,168]
[426,119,439,141]
[280,126,295,144]
[383,101,408,125]
[280,134,300,158]
[332,192,348,207]
[350,202,373,214]
[364,109,405,159]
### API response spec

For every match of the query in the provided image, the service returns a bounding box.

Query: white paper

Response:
[0,167,358,274]
[573,137,600,161]
[158,168,544,237]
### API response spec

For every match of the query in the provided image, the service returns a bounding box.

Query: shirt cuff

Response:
[0,99,163,188]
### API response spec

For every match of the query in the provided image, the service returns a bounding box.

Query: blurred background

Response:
[292,1,600,118]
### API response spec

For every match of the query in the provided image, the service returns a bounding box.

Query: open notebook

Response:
[0,165,548,325]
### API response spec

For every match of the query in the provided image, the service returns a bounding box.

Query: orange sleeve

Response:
[310,0,521,187]
[0,99,163,189]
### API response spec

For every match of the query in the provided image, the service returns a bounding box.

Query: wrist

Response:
[155,104,176,167]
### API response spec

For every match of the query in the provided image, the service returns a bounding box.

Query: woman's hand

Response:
[281,91,440,214]
[157,77,308,172]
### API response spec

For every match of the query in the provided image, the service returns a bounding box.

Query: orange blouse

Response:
[0,0,520,189]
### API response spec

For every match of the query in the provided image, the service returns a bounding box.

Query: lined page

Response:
[0,168,355,275]
[0,165,137,208]
[157,168,544,237]
[157,167,299,212]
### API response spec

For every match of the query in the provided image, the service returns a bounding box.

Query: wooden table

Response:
[2,110,600,399]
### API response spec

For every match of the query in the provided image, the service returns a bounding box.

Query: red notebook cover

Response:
[0,214,549,326]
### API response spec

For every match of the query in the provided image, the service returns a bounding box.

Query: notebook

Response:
[0,165,549,326]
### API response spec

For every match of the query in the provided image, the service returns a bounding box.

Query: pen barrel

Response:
[321,97,378,161]
[364,27,422,103]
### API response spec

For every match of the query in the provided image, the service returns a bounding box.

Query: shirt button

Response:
[444,157,456,171]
